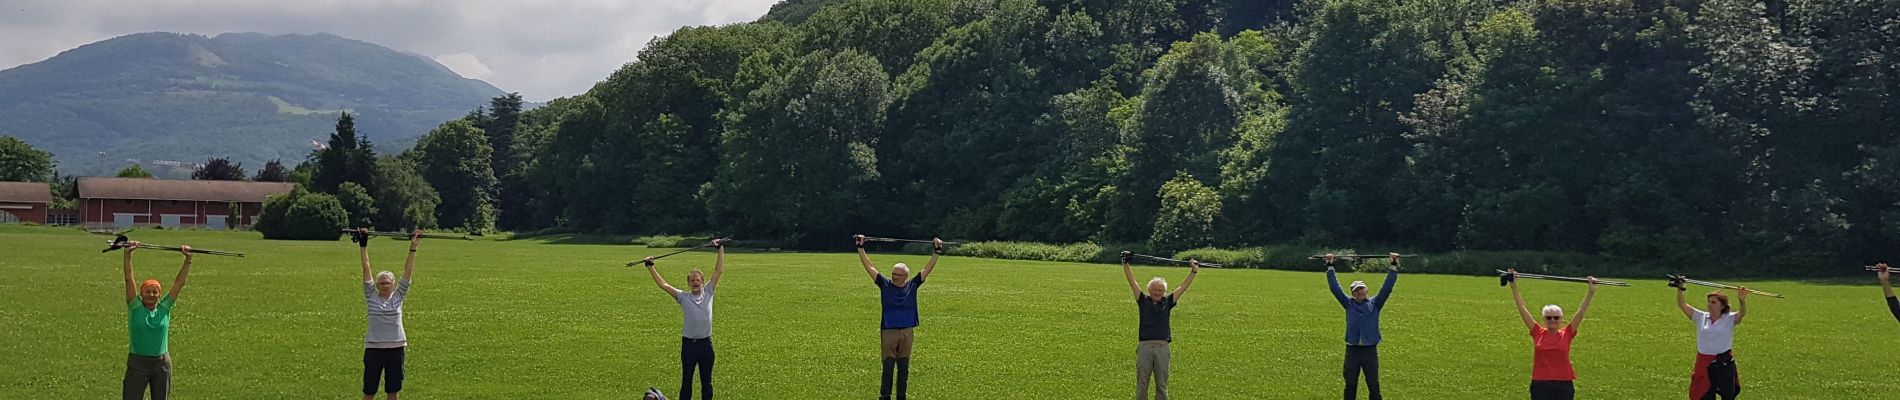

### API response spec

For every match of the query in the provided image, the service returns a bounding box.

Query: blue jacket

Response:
[1328,268,1397,346]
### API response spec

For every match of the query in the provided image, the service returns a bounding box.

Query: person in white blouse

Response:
[1673,276,1748,400]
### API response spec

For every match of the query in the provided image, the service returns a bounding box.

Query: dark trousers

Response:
[681,337,714,400]
[363,347,406,395]
[880,356,911,400]
[122,353,171,400]
[1344,345,1380,400]
[1530,380,1575,400]
[1702,352,1740,400]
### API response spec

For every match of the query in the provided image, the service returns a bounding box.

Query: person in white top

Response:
[644,239,726,400]
[1673,277,1748,400]
[356,229,422,400]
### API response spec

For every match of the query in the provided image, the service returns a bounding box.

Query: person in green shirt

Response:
[121,241,193,400]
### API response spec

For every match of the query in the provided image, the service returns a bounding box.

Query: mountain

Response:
[0,32,505,177]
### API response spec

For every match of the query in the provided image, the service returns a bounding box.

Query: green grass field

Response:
[1,225,1895,399]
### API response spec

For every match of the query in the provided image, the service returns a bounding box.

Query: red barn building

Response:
[78,177,294,230]
[0,182,52,224]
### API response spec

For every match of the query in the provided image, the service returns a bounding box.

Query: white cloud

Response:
[0,0,782,101]
[434,52,494,79]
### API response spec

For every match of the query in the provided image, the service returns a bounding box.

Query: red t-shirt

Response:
[1530,325,1576,381]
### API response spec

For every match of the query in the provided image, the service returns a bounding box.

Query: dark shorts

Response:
[364,347,406,395]
[1530,380,1574,400]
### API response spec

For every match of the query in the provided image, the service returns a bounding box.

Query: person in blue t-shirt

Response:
[1325,253,1400,400]
[855,235,942,400]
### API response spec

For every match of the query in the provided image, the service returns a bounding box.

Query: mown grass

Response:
[0,224,1894,399]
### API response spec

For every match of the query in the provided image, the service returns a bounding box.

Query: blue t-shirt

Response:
[875,275,924,329]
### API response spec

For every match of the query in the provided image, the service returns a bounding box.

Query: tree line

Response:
[9,0,1893,274]
[429,0,1900,273]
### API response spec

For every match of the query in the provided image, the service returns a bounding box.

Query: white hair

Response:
[893,263,910,273]
[1147,277,1168,290]
[377,271,396,283]
[1542,304,1564,318]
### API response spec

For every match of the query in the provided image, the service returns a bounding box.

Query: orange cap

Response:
[141,279,162,290]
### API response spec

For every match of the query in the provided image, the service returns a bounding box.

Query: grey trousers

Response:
[123,353,171,400]
[1136,341,1171,400]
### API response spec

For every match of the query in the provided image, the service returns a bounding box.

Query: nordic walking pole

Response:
[625,238,731,267]
[1122,251,1222,268]
[1666,275,1784,298]
[1497,269,1630,287]
[341,228,471,241]
[861,236,962,246]
[101,235,245,257]
[1308,254,1417,260]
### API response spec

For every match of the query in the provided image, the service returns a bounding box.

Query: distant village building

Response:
[77,177,294,230]
[0,181,52,224]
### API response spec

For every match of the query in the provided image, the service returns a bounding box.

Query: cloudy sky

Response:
[0,0,782,101]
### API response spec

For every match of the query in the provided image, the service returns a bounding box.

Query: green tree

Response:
[335,182,378,229]
[191,157,246,181]
[411,119,496,231]
[371,156,440,231]
[880,0,1053,238]
[0,136,55,182]
[115,164,154,178]
[256,188,348,240]
[1151,172,1222,253]
[312,112,377,193]
[1107,31,1280,242]
[253,160,291,182]
[484,93,532,230]
[706,48,891,244]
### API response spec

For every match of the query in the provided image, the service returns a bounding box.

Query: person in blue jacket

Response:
[1325,253,1400,400]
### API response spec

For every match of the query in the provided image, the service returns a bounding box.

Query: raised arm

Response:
[644,257,680,297]
[1122,252,1140,297]
[122,243,139,303]
[402,230,420,281]
[1881,264,1899,322]
[357,229,372,282]
[1172,259,1201,300]
[916,238,942,281]
[1675,280,1696,320]
[708,240,725,287]
[1372,262,1398,309]
[855,235,880,281]
[168,245,192,300]
[1731,286,1748,325]
[1569,277,1598,331]
[1880,263,1894,299]
[1508,269,1535,330]
[1325,255,1348,308]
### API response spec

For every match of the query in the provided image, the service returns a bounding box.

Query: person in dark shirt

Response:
[1122,251,1200,400]
[1326,253,1400,400]
[1879,263,1899,323]
[855,235,942,400]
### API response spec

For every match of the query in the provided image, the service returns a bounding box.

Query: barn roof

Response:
[0,181,53,204]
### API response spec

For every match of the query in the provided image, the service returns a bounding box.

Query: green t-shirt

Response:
[127,295,174,356]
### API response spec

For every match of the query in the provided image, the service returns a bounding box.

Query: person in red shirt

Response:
[1505,269,1598,400]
